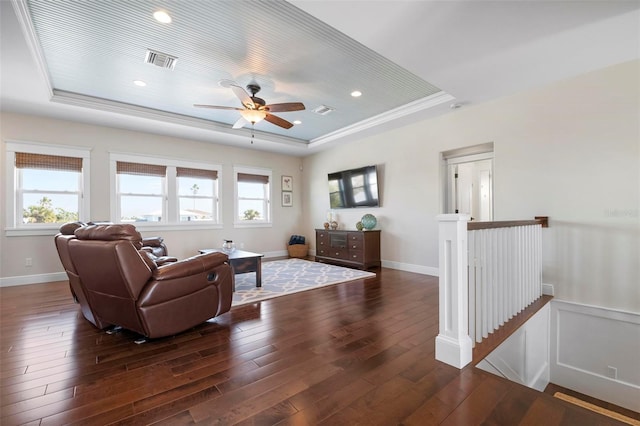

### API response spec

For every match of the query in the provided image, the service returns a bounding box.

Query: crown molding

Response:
[49,90,309,148]
[11,0,53,97]
[309,91,455,147]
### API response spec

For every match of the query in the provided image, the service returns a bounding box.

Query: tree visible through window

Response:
[111,155,220,225]
[177,167,217,222]
[235,168,271,224]
[16,152,83,225]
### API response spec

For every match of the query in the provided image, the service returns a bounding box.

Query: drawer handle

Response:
[352,254,357,258]
[320,242,324,245]
[352,245,357,248]
[335,252,340,256]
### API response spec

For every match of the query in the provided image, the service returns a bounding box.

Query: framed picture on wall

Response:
[282,191,292,207]
[282,175,293,191]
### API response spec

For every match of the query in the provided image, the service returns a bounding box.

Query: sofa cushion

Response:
[59,221,86,235]
[75,224,143,249]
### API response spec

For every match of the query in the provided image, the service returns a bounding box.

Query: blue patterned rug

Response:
[232,258,376,306]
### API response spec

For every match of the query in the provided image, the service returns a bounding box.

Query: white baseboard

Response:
[542,283,554,296]
[0,272,67,287]
[264,250,288,258]
[307,250,438,276]
[550,300,640,412]
[381,260,438,276]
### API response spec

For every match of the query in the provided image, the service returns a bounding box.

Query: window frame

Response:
[233,165,272,228]
[110,153,222,231]
[5,141,91,236]
[176,167,219,223]
[115,161,167,224]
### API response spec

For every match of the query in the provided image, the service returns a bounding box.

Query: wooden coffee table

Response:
[199,249,264,287]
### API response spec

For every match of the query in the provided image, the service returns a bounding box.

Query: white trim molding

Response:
[0,272,67,287]
[381,260,438,277]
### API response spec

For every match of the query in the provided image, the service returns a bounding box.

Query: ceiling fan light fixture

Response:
[240,109,267,124]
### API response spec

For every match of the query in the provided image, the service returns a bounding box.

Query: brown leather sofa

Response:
[54,223,234,339]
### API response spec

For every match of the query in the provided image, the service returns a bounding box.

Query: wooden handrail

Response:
[467,216,548,231]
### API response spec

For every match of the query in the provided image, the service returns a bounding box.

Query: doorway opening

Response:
[441,142,494,221]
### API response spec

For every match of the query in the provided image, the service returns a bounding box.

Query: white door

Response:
[446,156,493,221]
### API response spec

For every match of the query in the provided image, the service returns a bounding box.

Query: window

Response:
[111,154,220,228]
[234,166,271,226]
[116,162,166,222]
[177,167,218,222]
[5,141,90,234]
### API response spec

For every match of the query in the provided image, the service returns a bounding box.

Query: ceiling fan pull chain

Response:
[251,124,255,144]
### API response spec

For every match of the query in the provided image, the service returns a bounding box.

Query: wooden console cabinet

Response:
[315,229,381,270]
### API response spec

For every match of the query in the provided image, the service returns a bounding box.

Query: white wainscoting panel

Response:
[476,303,550,391]
[550,300,640,412]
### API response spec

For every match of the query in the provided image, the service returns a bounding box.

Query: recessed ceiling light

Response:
[293,120,302,125]
[133,80,147,87]
[351,90,362,97]
[153,10,172,23]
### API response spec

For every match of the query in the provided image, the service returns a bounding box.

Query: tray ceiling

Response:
[3,1,638,155]
[19,0,444,144]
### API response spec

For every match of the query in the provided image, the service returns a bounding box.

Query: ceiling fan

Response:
[194,83,305,130]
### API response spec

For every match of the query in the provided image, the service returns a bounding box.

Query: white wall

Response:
[2,60,639,313]
[0,113,305,282]
[303,59,640,313]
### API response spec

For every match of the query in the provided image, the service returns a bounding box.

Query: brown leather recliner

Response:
[55,223,234,339]
[55,222,177,329]
[55,222,108,329]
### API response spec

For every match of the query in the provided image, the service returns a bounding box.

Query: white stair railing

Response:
[436,215,547,368]
[468,221,544,347]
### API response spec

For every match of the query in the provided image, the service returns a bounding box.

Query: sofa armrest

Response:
[152,252,229,281]
[138,255,232,307]
[141,236,164,247]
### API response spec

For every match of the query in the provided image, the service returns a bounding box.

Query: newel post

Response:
[435,214,473,368]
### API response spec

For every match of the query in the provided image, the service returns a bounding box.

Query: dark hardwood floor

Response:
[1,267,633,425]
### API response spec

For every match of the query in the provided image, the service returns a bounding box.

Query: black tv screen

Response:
[328,165,379,208]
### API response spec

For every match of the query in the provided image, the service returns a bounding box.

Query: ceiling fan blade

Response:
[193,104,243,111]
[232,116,249,129]
[265,102,305,113]
[231,84,255,109]
[264,113,294,129]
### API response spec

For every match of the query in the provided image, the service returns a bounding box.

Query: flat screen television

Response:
[328,165,379,208]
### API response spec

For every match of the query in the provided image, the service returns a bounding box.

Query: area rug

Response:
[231,258,376,306]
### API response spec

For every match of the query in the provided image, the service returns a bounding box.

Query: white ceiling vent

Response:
[144,49,177,70]
[313,105,335,115]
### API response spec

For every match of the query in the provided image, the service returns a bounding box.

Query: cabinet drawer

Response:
[328,248,349,260]
[347,233,363,250]
[316,231,329,247]
[348,250,364,263]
